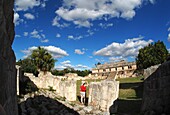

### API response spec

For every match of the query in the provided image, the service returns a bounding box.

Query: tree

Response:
[16,58,38,76]
[17,47,56,75]
[95,62,101,67]
[136,40,168,70]
[30,47,56,73]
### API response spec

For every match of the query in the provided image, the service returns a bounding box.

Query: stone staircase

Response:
[106,72,117,80]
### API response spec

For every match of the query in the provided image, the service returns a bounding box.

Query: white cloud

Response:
[168,49,170,53]
[41,39,49,43]
[99,23,113,29]
[149,0,156,4]
[15,35,21,38]
[15,0,48,11]
[30,29,41,39]
[74,64,89,70]
[56,33,61,38]
[14,12,23,25]
[109,56,126,62]
[54,0,154,27]
[30,29,49,42]
[21,46,69,59]
[24,32,28,36]
[24,13,35,20]
[52,16,69,28]
[55,60,90,70]
[94,36,153,59]
[68,35,83,40]
[74,49,85,55]
[168,27,170,32]
[168,33,170,42]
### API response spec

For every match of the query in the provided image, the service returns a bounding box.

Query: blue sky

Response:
[13,0,170,70]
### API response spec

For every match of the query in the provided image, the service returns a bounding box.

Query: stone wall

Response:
[88,80,119,113]
[56,80,77,101]
[0,0,18,115]
[141,61,170,114]
[24,72,77,102]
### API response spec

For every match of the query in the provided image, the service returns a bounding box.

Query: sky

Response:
[13,0,170,70]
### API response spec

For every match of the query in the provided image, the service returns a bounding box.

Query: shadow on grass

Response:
[116,99,142,115]
[119,82,143,99]
[19,95,80,115]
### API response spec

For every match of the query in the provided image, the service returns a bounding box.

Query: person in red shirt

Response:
[80,82,87,104]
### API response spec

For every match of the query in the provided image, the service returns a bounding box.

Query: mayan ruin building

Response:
[92,60,137,79]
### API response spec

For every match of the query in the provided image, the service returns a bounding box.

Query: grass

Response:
[116,76,144,83]
[116,76,144,114]
[76,79,102,101]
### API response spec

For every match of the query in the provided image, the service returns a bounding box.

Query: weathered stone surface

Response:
[88,80,119,112]
[142,61,170,114]
[0,0,18,115]
[19,95,79,115]
[23,72,77,101]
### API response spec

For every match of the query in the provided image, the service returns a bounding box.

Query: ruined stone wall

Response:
[56,80,77,101]
[141,61,170,114]
[24,72,77,101]
[0,0,18,115]
[88,80,119,113]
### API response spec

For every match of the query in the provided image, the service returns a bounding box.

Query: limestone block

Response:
[88,80,119,112]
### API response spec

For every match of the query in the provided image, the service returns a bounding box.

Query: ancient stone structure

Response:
[88,80,119,113]
[23,72,77,101]
[92,60,137,79]
[0,0,18,115]
[141,61,170,114]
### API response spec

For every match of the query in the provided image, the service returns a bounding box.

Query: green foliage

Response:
[17,58,39,76]
[17,47,56,75]
[136,40,168,69]
[31,47,56,73]
[48,86,56,91]
[51,68,92,77]
[95,62,101,67]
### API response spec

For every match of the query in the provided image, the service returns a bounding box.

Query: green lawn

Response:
[76,79,102,98]
[116,76,144,114]
[116,76,144,83]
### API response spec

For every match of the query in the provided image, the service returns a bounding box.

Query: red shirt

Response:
[80,85,86,92]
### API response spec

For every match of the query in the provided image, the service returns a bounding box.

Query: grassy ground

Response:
[116,76,144,114]
[76,79,102,103]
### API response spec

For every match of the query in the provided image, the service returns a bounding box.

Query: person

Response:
[80,82,88,104]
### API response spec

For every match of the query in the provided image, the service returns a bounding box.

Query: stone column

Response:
[88,80,119,112]
[0,0,18,115]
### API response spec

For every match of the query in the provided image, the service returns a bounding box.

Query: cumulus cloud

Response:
[94,36,153,59]
[14,12,23,25]
[55,60,90,70]
[21,46,69,59]
[15,0,48,11]
[74,49,85,55]
[54,0,154,27]
[24,13,35,20]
